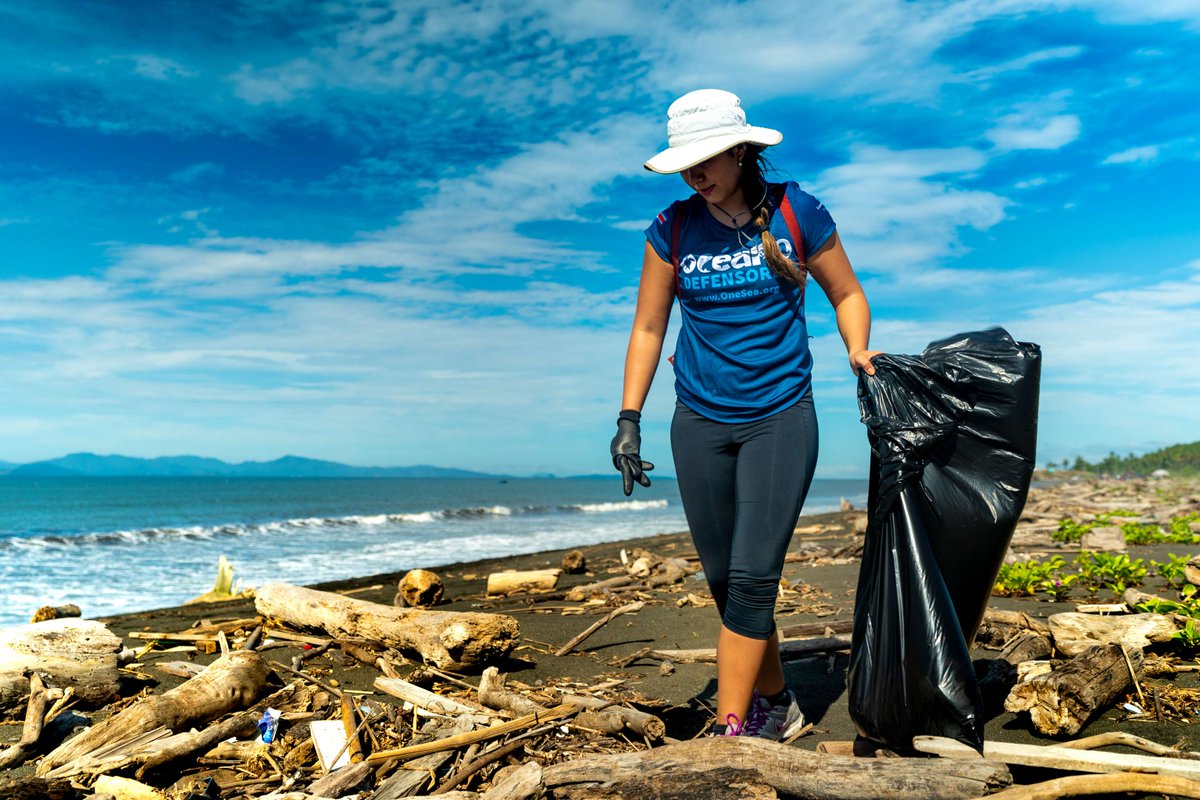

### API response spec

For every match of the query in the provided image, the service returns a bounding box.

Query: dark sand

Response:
[44,508,1200,755]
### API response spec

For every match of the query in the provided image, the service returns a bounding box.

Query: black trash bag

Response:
[847,328,1041,752]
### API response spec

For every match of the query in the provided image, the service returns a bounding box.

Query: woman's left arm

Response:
[806,231,882,376]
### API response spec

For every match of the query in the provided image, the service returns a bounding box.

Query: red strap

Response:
[779,190,805,264]
[779,188,806,298]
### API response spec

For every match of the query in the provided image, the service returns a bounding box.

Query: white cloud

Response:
[1102,145,1160,164]
[961,46,1086,83]
[987,113,1081,152]
[110,113,659,287]
[812,145,1009,272]
[125,54,198,81]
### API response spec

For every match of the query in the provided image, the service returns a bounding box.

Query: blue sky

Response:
[1,0,1198,478]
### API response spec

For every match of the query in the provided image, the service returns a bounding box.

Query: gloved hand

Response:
[610,409,654,496]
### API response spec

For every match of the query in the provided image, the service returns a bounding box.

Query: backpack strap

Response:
[777,185,805,264]
[776,184,807,300]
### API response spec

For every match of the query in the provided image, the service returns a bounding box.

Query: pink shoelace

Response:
[722,712,747,736]
[742,690,770,736]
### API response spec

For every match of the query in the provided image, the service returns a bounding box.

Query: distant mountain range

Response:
[0,453,505,479]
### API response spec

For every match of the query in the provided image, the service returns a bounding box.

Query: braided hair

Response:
[739,145,807,288]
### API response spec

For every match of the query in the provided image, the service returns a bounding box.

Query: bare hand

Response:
[849,349,883,376]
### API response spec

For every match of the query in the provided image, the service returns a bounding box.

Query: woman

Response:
[611,89,880,738]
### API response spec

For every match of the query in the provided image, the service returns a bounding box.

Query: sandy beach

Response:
[4,476,1200,798]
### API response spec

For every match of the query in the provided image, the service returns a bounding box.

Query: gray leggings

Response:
[670,395,818,639]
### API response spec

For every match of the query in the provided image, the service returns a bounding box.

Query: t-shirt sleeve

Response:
[784,182,836,261]
[643,205,674,263]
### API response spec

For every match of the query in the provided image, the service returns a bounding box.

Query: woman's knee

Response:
[722,575,781,639]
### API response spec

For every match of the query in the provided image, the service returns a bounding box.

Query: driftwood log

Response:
[985,772,1200,800]
[487,569,561,596]
[1047,611,1176,656]
[647,635,851,664]
[559,693,665,740]
[999,631,1053,664]
[30,604,82,623]
[914,735,1200,781]
[397,569,445,608]
[479,667,546,716]
[37,650,271,776]
[1005,643,1142,736]
[373,676,487,717]
[0,618,123,717]
[92,775,170,799]
[0,673,62,769]
[0,775,75,800]
[256,582,520,670]
[541,737,1010,799]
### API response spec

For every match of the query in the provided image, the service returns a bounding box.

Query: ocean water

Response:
[0,476,867,628]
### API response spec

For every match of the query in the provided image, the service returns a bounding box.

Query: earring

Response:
[737,161,743,167]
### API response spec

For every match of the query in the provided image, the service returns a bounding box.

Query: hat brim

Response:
[643,126,782,174]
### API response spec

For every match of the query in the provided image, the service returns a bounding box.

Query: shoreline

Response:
[6,477,1200,797]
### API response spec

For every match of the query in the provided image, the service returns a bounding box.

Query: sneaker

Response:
[710,712,747,737]
[745,689,806,741]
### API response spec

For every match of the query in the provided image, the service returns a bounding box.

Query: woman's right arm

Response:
[620,242,677,412]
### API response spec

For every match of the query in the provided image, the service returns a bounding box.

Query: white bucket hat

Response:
[644,89,783,174]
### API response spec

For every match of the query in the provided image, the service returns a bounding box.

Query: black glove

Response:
[610,409,654,496]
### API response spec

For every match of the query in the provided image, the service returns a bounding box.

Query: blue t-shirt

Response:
[644,181,836,423]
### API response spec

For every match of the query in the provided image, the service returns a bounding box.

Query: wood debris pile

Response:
[4,478,1200,799]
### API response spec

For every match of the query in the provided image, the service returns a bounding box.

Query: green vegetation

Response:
[1071,441,1200,477]
[1052,511,1200,546]
[1156,553,1190,588]
[993,552,1188,603]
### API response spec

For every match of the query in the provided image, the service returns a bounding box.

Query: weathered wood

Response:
[540,736,1010,800]
[92,775,168,799]
[559,693,665,740]
[0,618,123,717]
[984,609,1051,636]
[1004,643,1141,736]
[38,650,271,776]
[0,673,61,769]
[572,710,625,735]
[914,735,1200,780]
[367,704,578,764]
[778,619,853,638]
[397,569,445,608]
[1072,603,1128,614]
[30,604,81,623]
[0,775,75,800]
[999,631,1053,665]
[129,682,299,778]
[650,635,851,663]
[564,576,635,602]
[478,667,546,716]
[481,760,541,800]
[1050,731,1200,759]
[555,601,644,656]
[552,767,778,799]
[256,582,520,669]
[1047,611,1175,657]
[308,761,373,798]
[1187,555,1200,588]
[561,549,587,574]
[341,693,365,763]
[984,772,1200,800]
[487,569,561,596]
[373,676,487,717]
[1080,526,1126,552]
